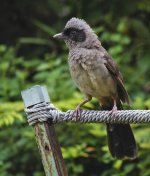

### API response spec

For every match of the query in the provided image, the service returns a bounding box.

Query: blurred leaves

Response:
[33,20,56,36]
[0,0,150,176]
[0,102,23,127]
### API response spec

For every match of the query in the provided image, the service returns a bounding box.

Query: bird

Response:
[53,17,137,159]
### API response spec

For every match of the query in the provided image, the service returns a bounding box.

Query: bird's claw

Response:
[73,105,82,121]
[109,106,118,118]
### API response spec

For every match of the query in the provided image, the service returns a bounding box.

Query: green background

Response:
[0,0,150,175]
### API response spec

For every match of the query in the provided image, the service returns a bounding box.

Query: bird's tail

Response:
[102,102,137,159]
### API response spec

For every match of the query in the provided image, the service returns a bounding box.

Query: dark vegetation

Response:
[0,0,150,175]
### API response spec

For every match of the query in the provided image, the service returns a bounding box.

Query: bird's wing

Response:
[103,51,130,105]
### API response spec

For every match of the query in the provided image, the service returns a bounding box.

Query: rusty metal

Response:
[21,85,68,176]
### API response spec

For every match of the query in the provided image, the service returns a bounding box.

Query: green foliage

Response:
[0,0,150,176]
[0,102,23,127]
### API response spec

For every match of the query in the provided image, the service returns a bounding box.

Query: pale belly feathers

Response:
[69,56,117,99]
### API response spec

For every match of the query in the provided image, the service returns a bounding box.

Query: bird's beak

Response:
[53,32,64,39]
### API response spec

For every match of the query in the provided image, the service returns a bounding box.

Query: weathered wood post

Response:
[21,85,68,176]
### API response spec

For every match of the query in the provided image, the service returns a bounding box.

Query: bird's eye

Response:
[63,28,86,42]
[70,30,77,37]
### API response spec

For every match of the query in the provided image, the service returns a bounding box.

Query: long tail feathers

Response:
[106,123,137,159]
[102,102,137,159]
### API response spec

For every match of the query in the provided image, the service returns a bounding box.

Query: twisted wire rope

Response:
[24,102,150,126]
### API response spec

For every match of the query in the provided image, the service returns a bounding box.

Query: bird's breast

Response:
[69,58,95,94]
[68,50,117,98]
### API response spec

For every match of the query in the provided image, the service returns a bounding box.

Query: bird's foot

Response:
[109,105,118,118]
[73,105,82,121]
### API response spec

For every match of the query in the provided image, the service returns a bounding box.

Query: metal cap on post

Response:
[21,85,68,176]
[21,85,50,108]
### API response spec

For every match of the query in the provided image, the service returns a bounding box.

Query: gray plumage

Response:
[54,17,137,159]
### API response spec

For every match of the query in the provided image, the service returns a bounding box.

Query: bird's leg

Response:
[73,95,92,119]
[109,98,118,117]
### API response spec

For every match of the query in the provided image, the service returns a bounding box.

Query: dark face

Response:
[63,27,86,42]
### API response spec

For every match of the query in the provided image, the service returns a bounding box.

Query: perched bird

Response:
[53,17,137,159]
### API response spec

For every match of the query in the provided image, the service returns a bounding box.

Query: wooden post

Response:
[21,85,68,176]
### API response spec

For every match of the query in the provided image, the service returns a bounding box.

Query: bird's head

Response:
[53,17,101,49]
